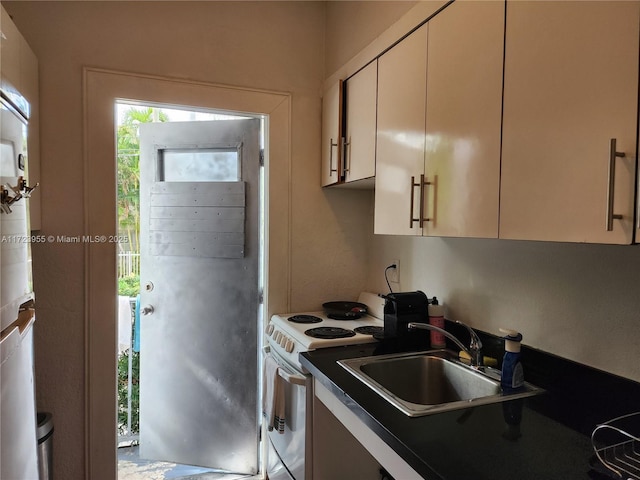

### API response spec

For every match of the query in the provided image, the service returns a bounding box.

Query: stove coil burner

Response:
[305,327,356,339]
[354,326,384,337]
[288,314,323,324]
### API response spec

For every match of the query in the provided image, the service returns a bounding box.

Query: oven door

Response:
[264,346,312,480]
[266,437,294,480]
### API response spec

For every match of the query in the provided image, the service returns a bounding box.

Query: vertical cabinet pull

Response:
[410,176,420,228]
[606,138,625,231]
[329,138,338,176]
[342,137,351,175]
[421,175,432,228]
[409,174,433,229]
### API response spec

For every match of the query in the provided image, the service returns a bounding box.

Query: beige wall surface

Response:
[2,1,372,477]
[323,0,417,76]
[368,236,640,382]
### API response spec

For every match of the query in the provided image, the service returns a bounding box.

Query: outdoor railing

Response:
[118,252,140,278]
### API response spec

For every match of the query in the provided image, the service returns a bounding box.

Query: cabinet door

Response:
[374,25,428,235]
[321,80,343,187]
[423,1,504,238]
[344,60,377,184]
[501,1,639,244]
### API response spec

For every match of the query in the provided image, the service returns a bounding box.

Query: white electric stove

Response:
[264,292,385,480]
[266,292,385,371]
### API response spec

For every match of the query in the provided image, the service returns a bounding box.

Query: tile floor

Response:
[117,446,261,480]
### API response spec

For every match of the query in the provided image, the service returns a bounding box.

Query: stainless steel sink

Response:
[338,350,543,417]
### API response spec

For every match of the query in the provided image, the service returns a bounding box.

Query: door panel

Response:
[344,60,377,183]
[374,25,428,236]
[423,0,503,238]
[321,81,343,186]
[138,118,260,473]
[148,181,245,258]
[501,1,639,243]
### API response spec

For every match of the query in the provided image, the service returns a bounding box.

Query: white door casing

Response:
[84,68,291,480]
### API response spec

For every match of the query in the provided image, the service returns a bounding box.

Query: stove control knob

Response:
[266,324,274,335]
[285,340,294,353]
[279,336,287,348]
[273,331,281,342]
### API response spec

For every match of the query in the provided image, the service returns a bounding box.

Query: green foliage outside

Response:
[117,106,168,253]
[118,275,140,298]
[116,106,166,437]
[118,348,140,435]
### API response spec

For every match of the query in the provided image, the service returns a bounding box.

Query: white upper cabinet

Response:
[343,60,377,186]
[321,80,343,187]
[375,1,503,238]
[374,25,428,236]
[500,1,640,244]
[423,0,504,238]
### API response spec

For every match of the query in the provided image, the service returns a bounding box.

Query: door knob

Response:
[141,305,155,316]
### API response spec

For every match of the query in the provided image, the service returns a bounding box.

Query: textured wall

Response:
[2,1,369,477]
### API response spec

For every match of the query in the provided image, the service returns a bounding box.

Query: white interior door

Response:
[138,118,261,473]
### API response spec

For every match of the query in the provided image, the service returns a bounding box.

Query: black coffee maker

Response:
[383,291,429,339]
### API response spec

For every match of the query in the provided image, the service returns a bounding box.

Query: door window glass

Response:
[159,148,239,182]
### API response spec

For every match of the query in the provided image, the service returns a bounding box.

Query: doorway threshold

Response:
[117,445,260,480]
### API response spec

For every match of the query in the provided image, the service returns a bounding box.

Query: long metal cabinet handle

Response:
[410,175,433,229]
[420,175,432,228]
[410,176,419,228]
[606,138,625,231]
[342,137,351,175]
[329,138,338,176]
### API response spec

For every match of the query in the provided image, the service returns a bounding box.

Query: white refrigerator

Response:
[1,307,38,479]
[0,88,38,479]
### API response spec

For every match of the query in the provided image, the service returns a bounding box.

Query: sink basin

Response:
[338,350,543,417]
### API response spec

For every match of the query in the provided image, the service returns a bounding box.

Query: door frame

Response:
[83,67,292,480]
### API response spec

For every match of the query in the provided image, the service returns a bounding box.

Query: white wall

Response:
[324,0,640,383]
[368,235,640,381]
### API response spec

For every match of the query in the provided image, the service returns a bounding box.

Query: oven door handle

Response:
[278,368,306,386]
[263,345,307,386]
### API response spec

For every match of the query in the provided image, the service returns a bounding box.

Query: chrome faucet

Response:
[407,320,484,368]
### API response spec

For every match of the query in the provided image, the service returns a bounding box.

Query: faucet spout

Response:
[407,320,483,368]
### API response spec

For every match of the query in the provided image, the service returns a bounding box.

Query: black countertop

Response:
[300,333,640,480]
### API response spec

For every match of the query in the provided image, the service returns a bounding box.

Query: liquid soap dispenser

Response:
[428,297,446,349]
[500,328,524,391]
